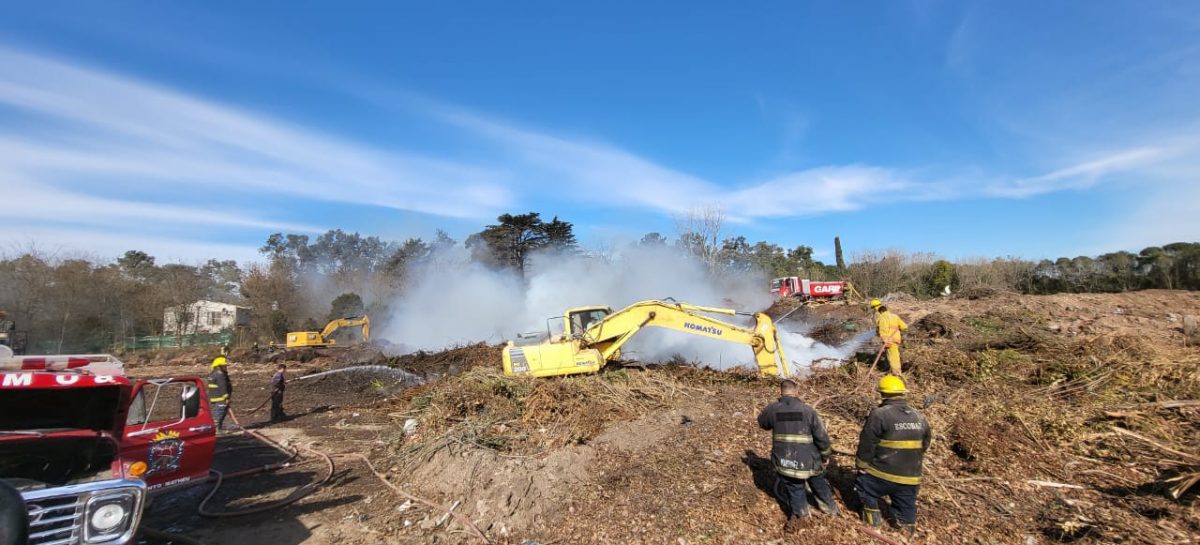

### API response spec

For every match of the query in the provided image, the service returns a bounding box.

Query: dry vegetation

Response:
[367,290,1199,544]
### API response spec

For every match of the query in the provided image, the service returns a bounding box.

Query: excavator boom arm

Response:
[582,300,790,377]
[320,316,371,342]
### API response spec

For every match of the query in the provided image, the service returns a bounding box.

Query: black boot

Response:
[814,492,840,516]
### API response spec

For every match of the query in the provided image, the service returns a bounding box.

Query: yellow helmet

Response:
[211,356,228,368]
[870,299,882,309]
[878,375,907,395]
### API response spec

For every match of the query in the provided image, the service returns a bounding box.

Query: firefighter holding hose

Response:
[270,363,287,422]
[206,356,233,430]
[871,299,908,375]
[855,375,931,538]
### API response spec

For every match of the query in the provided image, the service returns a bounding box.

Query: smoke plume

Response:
[380,244,864,374]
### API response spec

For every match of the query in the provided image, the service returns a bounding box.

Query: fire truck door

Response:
[121,378,217,493]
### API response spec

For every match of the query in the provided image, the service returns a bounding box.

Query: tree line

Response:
[0,209,1195,354]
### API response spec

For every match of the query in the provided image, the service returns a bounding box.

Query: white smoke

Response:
[380,244,865,374]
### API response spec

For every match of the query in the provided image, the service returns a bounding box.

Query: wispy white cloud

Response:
[725,166,912,217]
[433,107,1189,223]
[986,147,1168,198]
[0,46,513,224]
[6,174,324,233]
[434,108,918,220]
[1,226,262,264]
[435,108,719,215]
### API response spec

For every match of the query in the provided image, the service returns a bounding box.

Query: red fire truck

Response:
[1,350,216,545]
[770,277,858,302]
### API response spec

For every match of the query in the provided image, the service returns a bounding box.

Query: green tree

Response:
[328,292,365,321]
[750,241,789,277]
[1097,251,1137,291]
[466,212,576,275]
[385,238,432,274]
[117,250,156,280]
[241,260,300,342]
[834,236,845,272]
[715,236,754,273]
[639,232,668,246]
[200,259,242,301]
[924,260,958,296]
[542,216,578,251]
[262,230,395,276]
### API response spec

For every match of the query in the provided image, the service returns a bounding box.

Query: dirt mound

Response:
[764,296,803,319]
[882,291,916,303]
[384,343,500,380]
[805,319,862,346]
[954,285,1003,300]
[373,366,726,538]
[334,344,389,366]
[909,311,961,340]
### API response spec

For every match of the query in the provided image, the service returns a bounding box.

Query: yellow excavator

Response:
[502,299,791,378]
[286,315,370,348]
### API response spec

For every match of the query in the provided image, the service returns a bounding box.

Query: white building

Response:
[163,300,251,335]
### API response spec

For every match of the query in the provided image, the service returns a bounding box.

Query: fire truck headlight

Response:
[84,492,136,542]
[91,503,125,531]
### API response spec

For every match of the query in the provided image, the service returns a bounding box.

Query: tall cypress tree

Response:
[834,236,846,273]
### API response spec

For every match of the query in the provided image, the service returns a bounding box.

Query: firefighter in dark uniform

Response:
[206,356,233,430]
[855,375,931,537]
[757,379,839,531]
[269,363,287,422]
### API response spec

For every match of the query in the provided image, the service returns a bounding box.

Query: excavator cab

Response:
[569,307,611,337]
[503,306,613,377]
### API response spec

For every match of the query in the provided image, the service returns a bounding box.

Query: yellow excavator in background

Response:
[286,315,370,348]
[502,299,790,378]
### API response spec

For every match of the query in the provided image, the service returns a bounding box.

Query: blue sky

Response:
[1,1,1197,264]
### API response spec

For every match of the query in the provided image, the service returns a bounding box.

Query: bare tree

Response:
[675,205,726,273]
[847,249,937,297]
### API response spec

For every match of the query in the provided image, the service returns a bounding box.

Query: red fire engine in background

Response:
[771,277,863,303]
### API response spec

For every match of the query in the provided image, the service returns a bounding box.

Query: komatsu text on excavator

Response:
[502,299,791,378]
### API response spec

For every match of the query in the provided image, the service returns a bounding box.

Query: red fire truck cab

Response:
[0,351,216,545]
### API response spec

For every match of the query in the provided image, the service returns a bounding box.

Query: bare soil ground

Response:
[129,290,1199,545]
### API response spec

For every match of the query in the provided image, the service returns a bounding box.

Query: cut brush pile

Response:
[375,291,1199,544]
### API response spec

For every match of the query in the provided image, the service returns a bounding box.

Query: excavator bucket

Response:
[752,313,790,377]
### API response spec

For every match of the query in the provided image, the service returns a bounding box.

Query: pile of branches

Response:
[892,306,1200,542]
[383,366,715,472]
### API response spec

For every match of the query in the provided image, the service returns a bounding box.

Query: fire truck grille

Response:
[25,493,83,545]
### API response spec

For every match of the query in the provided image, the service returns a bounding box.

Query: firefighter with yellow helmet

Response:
[870,299,908,375]
[855,375,931,537]
[206,356,233,430]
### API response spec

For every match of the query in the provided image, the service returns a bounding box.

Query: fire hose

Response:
[196,408,334,517]
[139,406,490,545]
[136,408,332,544]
